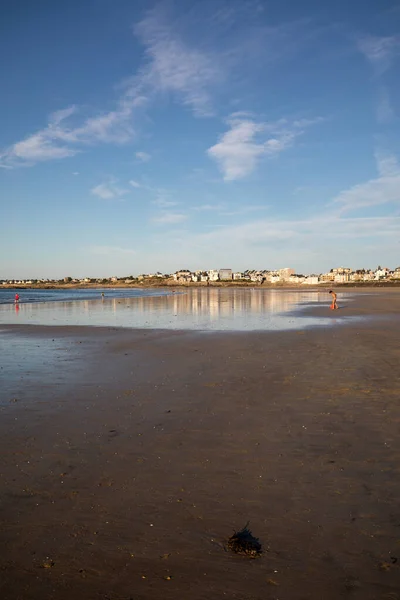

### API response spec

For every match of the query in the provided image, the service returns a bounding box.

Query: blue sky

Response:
[1,0,400,278]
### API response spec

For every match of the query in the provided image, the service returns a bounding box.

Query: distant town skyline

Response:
[3,265,400,285]
[1,0,399,278]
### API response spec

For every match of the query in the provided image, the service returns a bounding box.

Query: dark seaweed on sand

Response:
[227,523,262,557]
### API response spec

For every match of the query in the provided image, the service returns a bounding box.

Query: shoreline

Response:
[3,281,400,290]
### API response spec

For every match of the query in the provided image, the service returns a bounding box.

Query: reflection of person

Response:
[15,293,20,304]
[329,290,338,310]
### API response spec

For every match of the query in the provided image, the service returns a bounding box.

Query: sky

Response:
[1,0,400,278]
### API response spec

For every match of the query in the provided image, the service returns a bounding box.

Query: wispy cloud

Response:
[375,152,399,177]
[129,179,141,188]
[1,4,310,170]
[154,211,399,272]
[91,180,129,200]
[150,187,179,208]
[10,132,77,163]
[1,5,221,167]
[333,152,400,213]
[89,245,136,256]
[191,202,268,215]
[5,106,80,163]
[356,35,399,125]
[218,217,398,270]
[135,151,151,162]
[1,97,142,167]
[357,34,400,74]
[152,212,187,224]
[208,114,322,181]
[377,87,396,123]
[133,9,222,117]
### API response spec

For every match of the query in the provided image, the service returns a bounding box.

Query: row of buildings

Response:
[3,266,400,286]
[171,266,400,284]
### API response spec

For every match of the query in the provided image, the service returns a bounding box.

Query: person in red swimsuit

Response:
[15,293,20,303]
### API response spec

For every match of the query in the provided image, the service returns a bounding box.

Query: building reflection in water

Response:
[0,288,348,331]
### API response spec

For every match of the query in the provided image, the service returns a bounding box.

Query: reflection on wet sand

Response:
[0,288,351,331]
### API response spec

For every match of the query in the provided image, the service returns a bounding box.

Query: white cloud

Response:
[10,132,77,162]
[333,152,400,213]
[0,6,319,169]
[208,118,266,181]
[50,105,78,125]
[1,97,140,167]
[134,10,222,116]
[375,152,399,177]
[357,34,400,74]
[135,151,151,162]
[91,180,129,200]
[72,171,79,176]
[149,211,400,273]
[152,212,187,224]
[0,7,225,168]
[199,215,399,246]
[129,179,141,188]
[208,115,320,180]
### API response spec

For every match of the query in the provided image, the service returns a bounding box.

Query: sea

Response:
[0,287,171,305]
[0,287,355,331]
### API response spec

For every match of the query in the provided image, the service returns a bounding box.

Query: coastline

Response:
[1,293,400,599]
[2,281,400,291]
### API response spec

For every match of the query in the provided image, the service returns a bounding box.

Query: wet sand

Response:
[1,291,400,599]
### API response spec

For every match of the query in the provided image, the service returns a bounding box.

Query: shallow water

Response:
[0,288,352,331]
[0,287,171,305]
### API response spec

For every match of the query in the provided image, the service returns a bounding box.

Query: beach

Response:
[1,290,400,599]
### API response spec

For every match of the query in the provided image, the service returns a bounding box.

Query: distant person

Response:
[329,290,338,310]
[101,292,105,298]
[14,293,20,304]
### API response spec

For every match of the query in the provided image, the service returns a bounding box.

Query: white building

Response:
[334,273,350,283]
[374,268,389,280]
[289,275,305,284]
[219,269,233,281]
[173,270,191,281]
[269,275,280,283]
[278,268,295,280]
[207,269,219,281]
[302,276,320,285]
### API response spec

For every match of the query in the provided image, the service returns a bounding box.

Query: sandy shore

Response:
[1,292,400,599]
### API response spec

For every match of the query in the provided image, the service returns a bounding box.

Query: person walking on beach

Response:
[329,290,338,310]
[14,293,20,304]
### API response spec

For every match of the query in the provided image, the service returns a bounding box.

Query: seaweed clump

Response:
[227,523,262,558]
